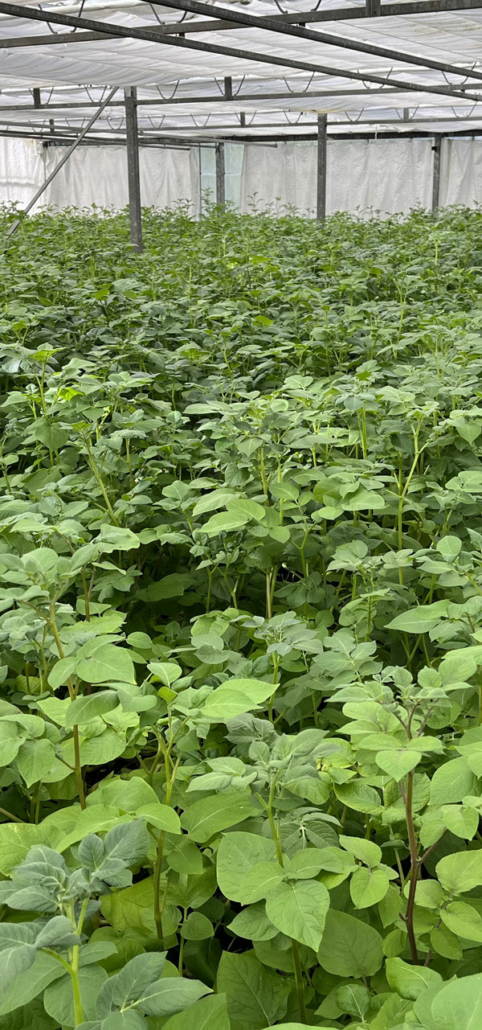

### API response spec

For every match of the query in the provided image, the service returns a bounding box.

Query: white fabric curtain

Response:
[241,138,434,218]
[0,134,482,219]
[439,139,482,208]
[41,144,200,215]
[0,138,44,206]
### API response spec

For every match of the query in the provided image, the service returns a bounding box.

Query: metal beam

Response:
[0,2,480,106]
[3,0,482,46]
[150,0,482,84]
[124,86,143,252]
[432,133,442,209]
[215,140,225,208]
[6,85,117,236]
[317,113,328,221]
[0,88,405,115]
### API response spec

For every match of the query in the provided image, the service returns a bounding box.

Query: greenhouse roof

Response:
[1,0,482,138]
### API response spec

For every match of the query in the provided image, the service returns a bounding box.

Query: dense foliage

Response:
[1,203,482,1029]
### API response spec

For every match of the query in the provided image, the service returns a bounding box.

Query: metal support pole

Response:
[124,86,143,253]
[215,141,225,209]
[316,114,327,222]
[432,134,442,211]
[224,76,233,100]
[366,0,381,13]
[6,86,117,237]
[32,88,41,109]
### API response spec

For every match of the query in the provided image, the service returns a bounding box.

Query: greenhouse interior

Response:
[4,3,482,1030]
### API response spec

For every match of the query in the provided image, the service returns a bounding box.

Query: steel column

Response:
[215,141,226,208]
[6,86,117,237]
[317,114,327,221]
[432,134,442,210]
[124,87,143,253]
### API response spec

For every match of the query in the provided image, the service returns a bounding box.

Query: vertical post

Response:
[432,134,442,212]
[224,77,233,101]
[215,141,225,210]
[365,0,381,13]
[33,88,41,109]
[316,114,327,222]
[124,86,143,253]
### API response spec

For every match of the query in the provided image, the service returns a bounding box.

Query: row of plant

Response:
[0,203,482,1029]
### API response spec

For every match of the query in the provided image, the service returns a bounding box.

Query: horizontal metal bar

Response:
[0,88,412,115]
[2,0,482,48]
[0,2,479,106]
[151,0,482,83]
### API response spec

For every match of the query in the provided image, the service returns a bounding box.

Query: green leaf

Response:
[137,803,182,834]
[216,832,276,901]
[350,867,390,908]
[0,824,48,875]
[265,879,330,950]
[181,793,256,843]
[229,902,278,941]
[16,738,55,787]
[430,973,482,1029]
[0,952,65,1016]
[162,993,230,1030]
[317,909,384,978]
[430,758,477,806]
[437,850,482,893]
[216,951,290,1030]
[76,644,136,685]
[64,691,118,728]
[339,836,382,867]
[375,748,421,780]
[201,677,275,721]
[225,498,266,522]
[202,511,250,536]
[132,978,210,1017]
[386,957,442,1000]
[442,805,479,840]
[385,601,449,634]
[440,900,482,942]
[0,924,36,990]
[181,912,214,940]
[44,967,107,1025]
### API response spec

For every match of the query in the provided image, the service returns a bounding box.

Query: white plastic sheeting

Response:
[1,135,482,219]
[241,138,434,216]
[42,144,200,214]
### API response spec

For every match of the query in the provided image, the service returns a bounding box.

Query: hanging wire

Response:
[282,73,315,95]
[155,81,181,101]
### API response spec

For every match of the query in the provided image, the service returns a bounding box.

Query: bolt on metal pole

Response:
[124,86,143,252]
[316,114,328,221]
[6,86,118,237]
[432,134,442,211]
[215,141,226,209]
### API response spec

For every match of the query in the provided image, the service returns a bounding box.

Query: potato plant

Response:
[0,203,482,1028]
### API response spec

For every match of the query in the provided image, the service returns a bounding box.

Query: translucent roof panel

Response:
[0,0,481,135]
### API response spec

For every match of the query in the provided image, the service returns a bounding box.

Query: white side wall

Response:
[1,135,482,218]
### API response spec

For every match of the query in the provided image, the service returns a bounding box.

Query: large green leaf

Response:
[75,644,136,685]
[436,850,482,894]
[265,879,330,950]
[162,993,230,1030]
[317,909,384,978]
[216,951,290,1030]
[216,832,276,901]
[181,793,256,843]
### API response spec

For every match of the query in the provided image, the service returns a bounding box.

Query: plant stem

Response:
[292,939,308,1024]
[402,771,419,964]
